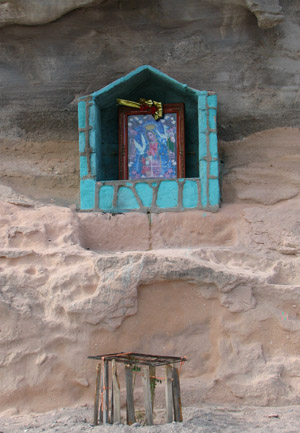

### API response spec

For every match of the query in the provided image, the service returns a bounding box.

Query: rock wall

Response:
[0,0,299,149]
[1,127,300,413]
[0,0,284,29]
[1,184,300,413]
[1,0,300,415]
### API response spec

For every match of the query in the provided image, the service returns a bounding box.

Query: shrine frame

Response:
[88,352,187,425]
[118,103,185,180]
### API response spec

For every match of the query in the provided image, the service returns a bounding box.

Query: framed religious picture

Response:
[118,103,185,180]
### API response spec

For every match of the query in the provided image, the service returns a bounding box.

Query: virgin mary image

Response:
[128,114,177,180]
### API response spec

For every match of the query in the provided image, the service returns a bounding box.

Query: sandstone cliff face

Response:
[0,0,284,29]
[1,127,300,413]
[1,180,300,413]
[1,0,300,415]
[1,0,299,206]
[0,0,299,149]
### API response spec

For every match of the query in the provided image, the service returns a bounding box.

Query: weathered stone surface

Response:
[1,185,300,412]
[0,0,284,30]
[0,139,79,206]
[220,128,300,205]
[0,184,36,207]
[0,0,102,27]
[0,0,300,418]
[244,0,284,28]
[0,0,298,148]
[243,200,300,256]
[79,212,150,252]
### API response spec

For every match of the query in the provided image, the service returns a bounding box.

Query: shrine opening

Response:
[78,65,220,213]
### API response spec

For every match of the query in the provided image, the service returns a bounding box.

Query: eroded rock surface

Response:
[0,0,299,417]
[220,128,300,205]
[0,0,101,27]
[1,181,300,412]
[0,0,298,147]
[0,0,284,29]
[244,0,284,28]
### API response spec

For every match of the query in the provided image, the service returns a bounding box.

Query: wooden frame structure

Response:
[88,352,187,426]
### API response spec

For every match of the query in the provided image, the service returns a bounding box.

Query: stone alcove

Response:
[78,65,219,212]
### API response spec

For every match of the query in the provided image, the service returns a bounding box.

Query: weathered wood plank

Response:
[165,365,173,423]
[142,367,153,425]
[110,378,114,424]
[103,360,109,424]
[99,369,103,423]
[125,364,136,425]
[112,359,121,423]
[149,365,156,412]
[172,366,183,422]
[93,363,101,426]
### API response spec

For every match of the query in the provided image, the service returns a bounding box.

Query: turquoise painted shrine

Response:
[78,65,220,213]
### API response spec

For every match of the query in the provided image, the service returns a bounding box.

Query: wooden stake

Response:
[125,364,136,425]
[149,365,156,412]
[99,368,103,423]
[142,367,153,425]
[165,365,173,423]
[172,366,183,422]
[112,359,121,423]
[103,359,109,424]
[93,363,101,425]
[111,377,114,424]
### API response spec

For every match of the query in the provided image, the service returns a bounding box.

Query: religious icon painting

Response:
[118,103,185,180]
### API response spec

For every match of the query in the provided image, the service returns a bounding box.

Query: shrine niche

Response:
[78,65,220,213]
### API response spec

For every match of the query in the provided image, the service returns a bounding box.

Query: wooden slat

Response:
[88,352,187,366]
[103,360,109,424]
[125,364,136,425]
[129,352,186,361]
[88,352,128,359]
[142,367,153,425]
[172,366,183,422]
[89,359,185,367]
[100,358,182,367]
[99,370,103,423]
[149,365,156,412]
[110,377,114,424]
[93,363,101,425]
[112,359,121,423]
[165,365,173,423]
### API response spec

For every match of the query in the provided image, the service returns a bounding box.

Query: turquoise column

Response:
[78,96,97,210]
[89,99,99,179]
[207,94,220,207]
[198,92,208,209]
